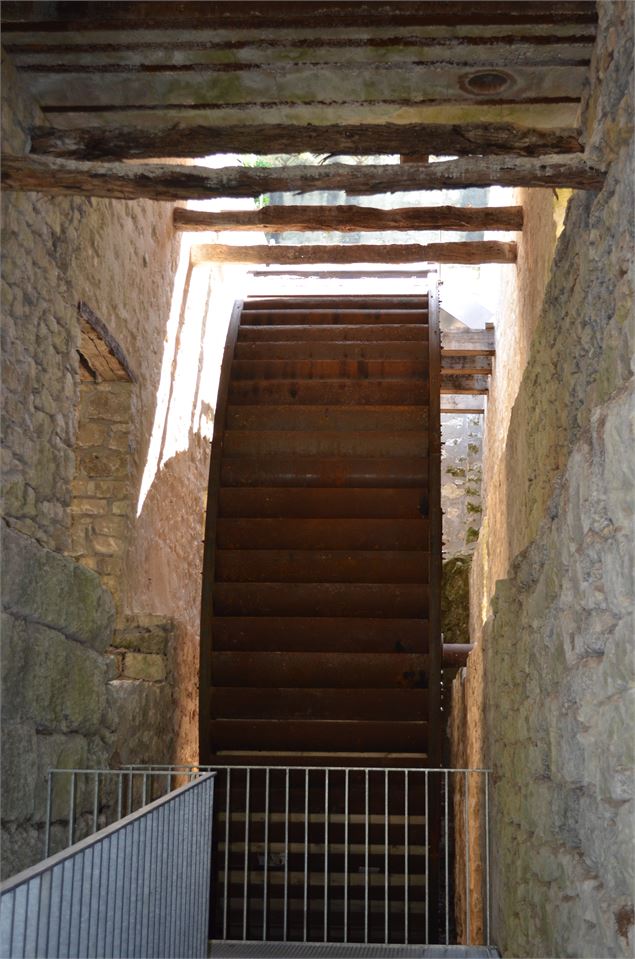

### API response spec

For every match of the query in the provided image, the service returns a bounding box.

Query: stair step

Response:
[225,406,429,432]
[240,309,428,326]
[220,456,428,488]
[218,488,428,520]
[237,324,428,342]
[216,518,428,551]
[216,550,429,585]
[213,582,429,618]
[208,719,428,753]
[223,430,428,458]
[228,379,427,405]
[210,651,429,688]
[243,296,429,310]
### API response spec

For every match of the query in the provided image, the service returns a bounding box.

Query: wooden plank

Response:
[77,301,134,382]
[230,358,427,381]
[442,355,492,375]
[220,456,429,488]
[441,329,495,355]
[440,395,485,413]
[233,341,426,361]
[211,616,428,652]
[244,296,428,309]
[218,487,428,520]
[0,3,597,30]
[440,374,489,393]
[0,155,605,200]
[174,204,524,232]
[34,122,582,162]
[237,324,429,342]
[225,405,430,432]
[240,309,427,325]
[208,719,427,753]
[210,651,429,688]
[227,379,428,406]
[223,430,428,459]
[216,518,428,550]
[215,549,429,584]
[213,582,429,617]
[192,241,517,265]
[211,687,428,721]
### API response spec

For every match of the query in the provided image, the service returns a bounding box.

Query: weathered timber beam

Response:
[441,374,489,394]
[441,395,485,414]
[174,204,523,234]
[0,2,597,32]
[190,242,516,265]
[441,329,495,355]
[29,123,583,161]
[0,155,605,202]
[442,355,492,375]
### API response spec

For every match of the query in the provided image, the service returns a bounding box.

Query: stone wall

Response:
[1,52,233,875]
[453,4,635,956]
[0,525,115,879]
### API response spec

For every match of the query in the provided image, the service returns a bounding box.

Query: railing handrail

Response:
[0,772,216,894]
[121,763,492,773]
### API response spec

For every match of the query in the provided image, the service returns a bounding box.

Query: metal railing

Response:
[126,764,491,948]
[43,766,205,859]
[0,772,215,959]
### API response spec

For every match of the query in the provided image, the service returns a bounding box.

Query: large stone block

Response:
[1,615,108,735]
[1,525,115,651]
[107,680,174,766]
[1,722,38,821]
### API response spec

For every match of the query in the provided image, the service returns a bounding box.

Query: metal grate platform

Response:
[210,943,500,958]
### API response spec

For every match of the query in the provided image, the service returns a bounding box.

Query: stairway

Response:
[201,293,441,768]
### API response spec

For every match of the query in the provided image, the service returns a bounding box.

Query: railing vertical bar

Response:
[165,771,171,796]
[92,772,99,835]
[263,767,270,941]
[323,768,329,944]
[135,815,146,957]
[167,795,179,956]
[283,768,289,943]
[96,838,109,958]
[384,769,389,945]
[303,767,309,943]
[223,769,231,940]
[344,769,349,944]
[445,770,449,945]
[33,871,44,958]
[142,772,148,807]
[183,789,194,959]
[44,772,52,858]
[242,768,251,942]
[155,799,167,959]
[141,803,152,958]
[68,772,76,848]
[425,770,429,944]
[176,783,188,953]
[117,772,123,821]
[127,769,133,816]
[72,845,86,957]
[364,768,369,944]
[465,770,470,946]
[485,771,491,946]
[404,769,409,945]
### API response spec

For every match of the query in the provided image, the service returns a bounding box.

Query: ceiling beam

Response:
[441,330,496,356]
[441,395,486,413]
[29,122,583,161]
[190,241,517,265]
[0,154,605,201]
[174,205,524,234]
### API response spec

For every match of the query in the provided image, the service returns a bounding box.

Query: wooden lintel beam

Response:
[441,395,485,413]
[442,355,492,375]
[440,374,489,394]
[441,329,495,355]
[174,204,524,234]
[0,154,605,202]
[442,644,474,667]
[190,242,516,265]
[29,122,583,162]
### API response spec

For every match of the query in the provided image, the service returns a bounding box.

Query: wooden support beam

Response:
[174,204,524,234]
[0,154,605,201]
[29,122,583,162]
[440,395,485,413]
[442,355,492,375]
[440,375,489,394]
[441,329,495,355]
[190,241,516,265]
